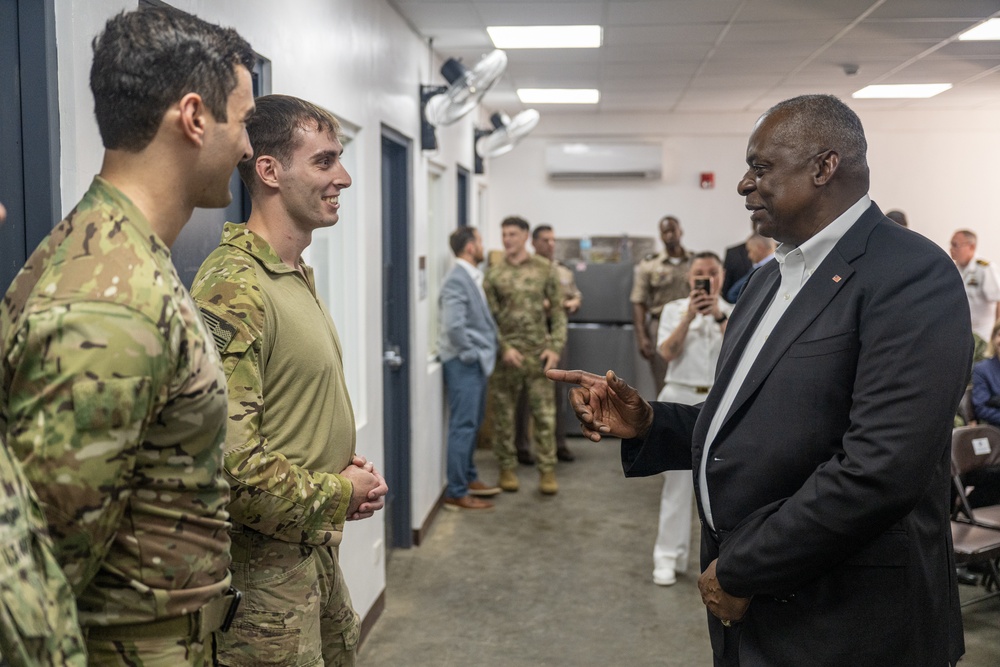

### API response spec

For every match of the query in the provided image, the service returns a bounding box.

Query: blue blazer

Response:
[622,203,970,666]
[972,356,1000,427]
[437,264,498,376]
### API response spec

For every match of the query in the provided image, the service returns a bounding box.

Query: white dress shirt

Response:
[456,257,488,305]
[656,297,733,389]
[699,194,871,530]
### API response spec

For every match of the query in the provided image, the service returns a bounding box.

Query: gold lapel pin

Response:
[832,275,842,283]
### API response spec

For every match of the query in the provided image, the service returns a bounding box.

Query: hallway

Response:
[358,438,1000,666]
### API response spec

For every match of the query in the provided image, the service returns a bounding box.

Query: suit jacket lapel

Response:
[714,203,881,433]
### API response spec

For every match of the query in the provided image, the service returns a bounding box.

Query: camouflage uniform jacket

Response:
[0,177,232,626]
[0,435,85,666]
[485,254,566,356]
[555,261,581,308]
[629,250,693,316]
[191,223,355,548]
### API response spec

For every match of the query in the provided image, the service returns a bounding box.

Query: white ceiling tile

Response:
[472,2,605,25]
[607,0,744,26]
[868,0,1000,20]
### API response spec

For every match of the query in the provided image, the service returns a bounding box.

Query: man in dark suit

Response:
[548,94,971,666]
[439,227,501,510]
[721,225,754,303]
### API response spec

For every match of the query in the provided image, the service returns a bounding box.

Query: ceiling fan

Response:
[474,109,540,174]
[420,49,508,151]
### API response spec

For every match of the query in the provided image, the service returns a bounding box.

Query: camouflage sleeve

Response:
[565,271,582,304]
[0,444,87,666]
[3,302,166,594]
[193,266,353,545]
[546,264,567,355]
[483,269,510,354]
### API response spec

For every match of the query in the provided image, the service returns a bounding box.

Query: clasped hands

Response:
[342,454,388,521]
[503,347,561,373]
[545,368,750,626]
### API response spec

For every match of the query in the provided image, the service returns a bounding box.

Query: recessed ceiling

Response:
[388,0,1000,114]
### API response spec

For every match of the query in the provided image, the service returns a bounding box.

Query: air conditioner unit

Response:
[545,142,662,181]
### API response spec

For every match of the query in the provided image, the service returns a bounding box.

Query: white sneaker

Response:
[653,567,677,586]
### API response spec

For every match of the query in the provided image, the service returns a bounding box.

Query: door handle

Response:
[383,346,404,370]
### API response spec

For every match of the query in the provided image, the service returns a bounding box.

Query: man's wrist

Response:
[714,312,729,323]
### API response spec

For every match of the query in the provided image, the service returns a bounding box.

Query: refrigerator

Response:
[557,236,659,435]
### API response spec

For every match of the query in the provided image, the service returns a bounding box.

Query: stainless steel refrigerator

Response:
[558,250,659,435]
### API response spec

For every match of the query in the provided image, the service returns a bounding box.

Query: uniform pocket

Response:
[222,609,303,667]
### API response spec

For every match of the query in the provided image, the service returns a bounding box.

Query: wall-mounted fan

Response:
[420,50,508,151]
[474,109,540,174]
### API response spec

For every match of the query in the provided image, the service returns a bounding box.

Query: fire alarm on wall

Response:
[700,172,715,189]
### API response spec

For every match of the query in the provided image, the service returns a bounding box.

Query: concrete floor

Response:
[358,437,1000,666]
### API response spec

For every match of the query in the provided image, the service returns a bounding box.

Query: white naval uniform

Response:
[959,256,1000,340]
[652,296,732,577]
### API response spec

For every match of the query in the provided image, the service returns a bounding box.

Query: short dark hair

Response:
[763,94,869,184]
[885,210,908,227]
[501,216,530,232]
[238,94,342,196]
[532,224,553,240]
[90,7,254,152]
[449,227,479,257]
[692,251,722,265]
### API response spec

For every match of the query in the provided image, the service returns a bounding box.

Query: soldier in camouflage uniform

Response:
[514,225,582,463]
[0,202,85,667]
[0,9,256,665]
[191,95,388,667]
[485,217,566,495]
[630,215,693,395]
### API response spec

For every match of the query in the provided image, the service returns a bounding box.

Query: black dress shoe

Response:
[556,447,575,462]
[956,567,979,586]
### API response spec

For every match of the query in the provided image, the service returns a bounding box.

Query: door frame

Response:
[380,124,413,549]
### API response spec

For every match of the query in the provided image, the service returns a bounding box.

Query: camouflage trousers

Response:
[86,635,214,666]
[217,528,360,667]
[488,352,556,472]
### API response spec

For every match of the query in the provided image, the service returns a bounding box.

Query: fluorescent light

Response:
[488,25,602,49]
[517,88,600,104]
[959,18,1000,40]
[852,83,952,99]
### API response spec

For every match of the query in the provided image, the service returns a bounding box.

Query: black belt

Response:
[86,588,242,642]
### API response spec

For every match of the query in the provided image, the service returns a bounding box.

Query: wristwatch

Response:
[714,312,729,324]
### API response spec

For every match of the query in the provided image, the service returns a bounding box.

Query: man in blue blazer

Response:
[549,95,971,666]
[439,227,501,511]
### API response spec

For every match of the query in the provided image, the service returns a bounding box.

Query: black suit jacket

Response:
[622,203,971,666]
[722,243,753,303]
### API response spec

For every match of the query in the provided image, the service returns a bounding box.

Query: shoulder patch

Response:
[200,307,238,352]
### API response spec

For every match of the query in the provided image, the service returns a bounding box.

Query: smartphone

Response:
[693,278,711,293]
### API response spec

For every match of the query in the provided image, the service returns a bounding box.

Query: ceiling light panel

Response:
[851,83,953,99]
[517,88,600,104]
[959,18,1000,40]
[488,25,603,49]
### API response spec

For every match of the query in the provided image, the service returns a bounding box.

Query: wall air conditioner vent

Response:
[545,142,662,181]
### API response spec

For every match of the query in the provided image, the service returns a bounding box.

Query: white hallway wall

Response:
[482,109,1000,264]
[53,0,480,621]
